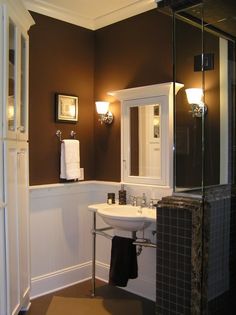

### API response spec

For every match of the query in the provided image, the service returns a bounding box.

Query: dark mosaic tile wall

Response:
[229,188,236,290]
[156,186,236,315]
[156,196,208,315]
[206,187,231,301]
[206,185,236,314]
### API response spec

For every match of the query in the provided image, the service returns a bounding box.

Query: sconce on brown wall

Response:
[95,101,113,124]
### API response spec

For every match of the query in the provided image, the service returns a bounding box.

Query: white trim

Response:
[109,82,184,187]
[95,260,155,301]
[0,0,34,32]
[108,82,183,100]
[23,0,94,30]
[29,181,121,198]
[29,181,170,302]
[29,180,120,191]
[20,287,30,312]
[23,0,156,30]
[94,0,157,30]
[125,277,155,301]
[20,301,31,312]
[29,181,173,198]
[95,261,110,281]
[30,262,91,299]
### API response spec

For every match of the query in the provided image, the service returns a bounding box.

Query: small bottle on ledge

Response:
[107,192,115,204]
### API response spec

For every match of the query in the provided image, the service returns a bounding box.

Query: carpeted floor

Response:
[21,279,155,315]
[46,296,143,315]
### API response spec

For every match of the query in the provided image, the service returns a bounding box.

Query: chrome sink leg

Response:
[132,231,137,240]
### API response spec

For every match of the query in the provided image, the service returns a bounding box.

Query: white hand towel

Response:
[60,139,81,180]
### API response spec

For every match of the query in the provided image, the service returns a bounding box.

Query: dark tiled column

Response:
[156,196,209,315]
[206,185,236,313]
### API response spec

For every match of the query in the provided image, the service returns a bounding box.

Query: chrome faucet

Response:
[130,193,147,207]
[141,193,147,208]
[131,196,137,206]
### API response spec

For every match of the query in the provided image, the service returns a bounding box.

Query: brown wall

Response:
[94,10,173,181]
[29,12,95,185]
[28,9,221,186]
[29,9,173,185]
[175,19,220,187]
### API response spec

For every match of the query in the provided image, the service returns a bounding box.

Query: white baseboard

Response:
[20,287,31,311]
[21,302,31,312]
[30,261,91,299]
[125,277,155,301]
[31,259,155,302]
[95,260,155,301]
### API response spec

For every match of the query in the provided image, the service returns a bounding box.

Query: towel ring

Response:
[56,130,62,142]
[70,130,76,139]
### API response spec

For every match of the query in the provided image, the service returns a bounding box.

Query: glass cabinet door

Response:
[19,35,27,138]
[7,20,28,140]
[8,20,16,135]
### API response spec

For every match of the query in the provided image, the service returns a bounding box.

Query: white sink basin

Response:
[88,203,156,231]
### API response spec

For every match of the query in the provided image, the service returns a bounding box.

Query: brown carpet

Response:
[46,296,143,315]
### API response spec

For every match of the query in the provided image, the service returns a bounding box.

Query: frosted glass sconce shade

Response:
[95,101,113,124]
[185,88,203,104]
[185,88,207,118]
[96,101,109,115]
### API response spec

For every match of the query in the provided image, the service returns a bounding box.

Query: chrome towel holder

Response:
[56,129,77,142]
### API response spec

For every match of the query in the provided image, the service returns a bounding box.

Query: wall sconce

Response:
[185,88,207,118]
[95,101,113,124]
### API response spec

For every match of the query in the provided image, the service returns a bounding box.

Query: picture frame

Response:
[55,93,78,123]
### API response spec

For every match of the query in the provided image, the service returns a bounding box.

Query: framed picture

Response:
[55,93,78,123]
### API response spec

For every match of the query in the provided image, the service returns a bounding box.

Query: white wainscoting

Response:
[30,181,172,301]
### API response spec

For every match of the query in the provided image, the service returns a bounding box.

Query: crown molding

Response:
[94,0,157,30]
[23,0,157,30]
[1,0,35,31]
[23,0,94,29]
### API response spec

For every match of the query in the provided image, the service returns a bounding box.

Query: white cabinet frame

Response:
[109,82,184,187]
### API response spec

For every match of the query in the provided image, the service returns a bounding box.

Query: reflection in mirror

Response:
[8,20,16,131]
[130,104,161,178]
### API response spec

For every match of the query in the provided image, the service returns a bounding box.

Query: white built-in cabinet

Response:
[0,1,34,315]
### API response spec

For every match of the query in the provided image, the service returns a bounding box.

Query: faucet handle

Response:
[149,200,154,208]
[141,193,147,207]
[149,198,160,208]
[129,195,137,206]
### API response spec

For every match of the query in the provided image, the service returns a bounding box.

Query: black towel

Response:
[109,236,138,287]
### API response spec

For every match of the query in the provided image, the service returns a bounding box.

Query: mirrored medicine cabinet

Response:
[109,82,183,187]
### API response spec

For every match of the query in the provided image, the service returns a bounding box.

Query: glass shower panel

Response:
[174,4,204,192]
[202,5,235,188]
[173,1,236,314]
[202,3,236,313]
[174,2,236,193]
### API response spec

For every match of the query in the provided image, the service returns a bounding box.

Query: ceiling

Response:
[22,0,158,30]
[185,0,236,38]
[22,0,236,38]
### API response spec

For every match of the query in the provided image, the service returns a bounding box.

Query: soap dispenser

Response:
[118,184,127,205]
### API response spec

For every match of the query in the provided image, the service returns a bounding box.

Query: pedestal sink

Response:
[88,203,156,231]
